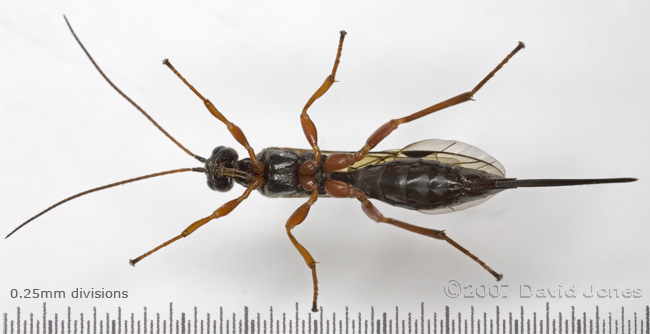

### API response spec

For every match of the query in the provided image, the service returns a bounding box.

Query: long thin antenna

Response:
[63,15,205,163]
[6,167,206,238]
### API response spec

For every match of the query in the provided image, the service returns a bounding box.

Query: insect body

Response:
[8,17,636,312]
[216,140,631,214]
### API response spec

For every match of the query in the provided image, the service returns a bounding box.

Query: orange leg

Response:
[324,180,502,281]
[163,59,264,173]
[299,31,347,175]
[285,189,320,312]
[129,176,263,265]
[325,42,525,171]
[286,31,347,312]
[356,192,502,281]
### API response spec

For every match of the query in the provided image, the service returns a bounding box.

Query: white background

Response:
[1,1,648,319]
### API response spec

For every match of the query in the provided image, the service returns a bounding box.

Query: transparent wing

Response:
[418,194,496,215]
[399,139,505,177]
[283,139,504,176]
[325,139,505,177]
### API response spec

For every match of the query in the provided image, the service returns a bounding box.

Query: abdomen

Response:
[350,159,504,212]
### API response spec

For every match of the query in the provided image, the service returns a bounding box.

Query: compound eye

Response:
[211,146,238,164]
[207,176,234,192]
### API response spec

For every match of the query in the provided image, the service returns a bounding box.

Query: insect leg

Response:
[324,180,503,281]
[289,33,347,311]
[360,193,502,280]
[300,31,347,172]
[285,190,320,312]
[129,175,263,265]
[324,42,525,171]
[162,59,264,173]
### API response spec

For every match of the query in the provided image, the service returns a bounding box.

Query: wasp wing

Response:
[399,139,505,214]
[342,139,505,215]
[326,139,505,177]
[399,139,505,177]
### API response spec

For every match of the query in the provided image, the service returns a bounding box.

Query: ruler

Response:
[2,303,648,334]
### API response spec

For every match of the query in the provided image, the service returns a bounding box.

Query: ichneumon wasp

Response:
[7,17,636,312]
